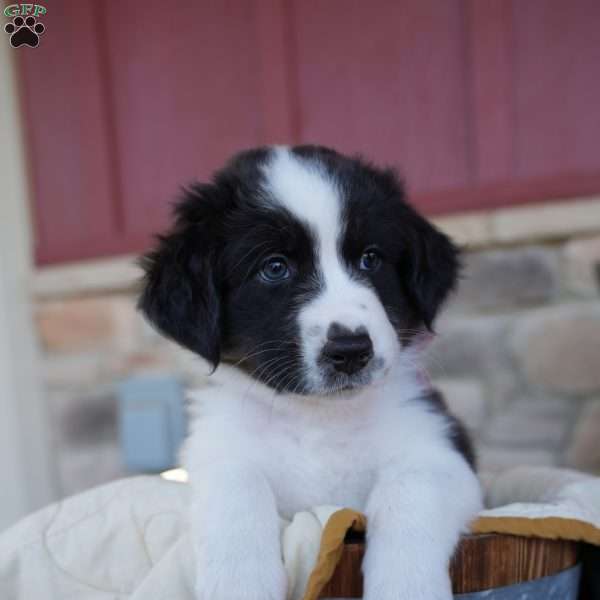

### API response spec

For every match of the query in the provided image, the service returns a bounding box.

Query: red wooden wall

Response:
[17,0,600,265]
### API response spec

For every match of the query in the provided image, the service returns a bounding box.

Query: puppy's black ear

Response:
[138,184,223,367]
[408,217,460,331]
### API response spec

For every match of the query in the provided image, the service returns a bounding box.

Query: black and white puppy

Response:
[139,145,482,600]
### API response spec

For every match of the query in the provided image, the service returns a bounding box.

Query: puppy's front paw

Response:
[195,557,287,600]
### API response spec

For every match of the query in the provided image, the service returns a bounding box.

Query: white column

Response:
[0,39,58,530]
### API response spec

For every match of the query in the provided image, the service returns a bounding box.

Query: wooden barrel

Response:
[319,533,581,598]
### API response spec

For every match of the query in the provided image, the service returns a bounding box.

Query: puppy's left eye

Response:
[259,255,290,283]
[359,248,382,272]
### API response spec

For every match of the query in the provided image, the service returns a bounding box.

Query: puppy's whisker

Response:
[243,355,296,396]
[260,360,290,386]
[249,356,289,382]
[232,341,296,367]
[261,364,297,413]
[273,366,302,394]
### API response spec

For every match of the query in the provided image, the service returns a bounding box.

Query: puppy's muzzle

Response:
[320,323,374,375]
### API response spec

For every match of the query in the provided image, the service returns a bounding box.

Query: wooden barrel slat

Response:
[319,534,580,598]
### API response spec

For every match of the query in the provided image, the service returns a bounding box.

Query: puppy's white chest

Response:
[185,366,425,519]
[261,412,376,516]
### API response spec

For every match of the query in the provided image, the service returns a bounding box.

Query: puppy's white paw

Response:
[195,557,287,600]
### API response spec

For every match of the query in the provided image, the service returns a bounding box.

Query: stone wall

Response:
[35,293,208,496]
[429,235,600,475]
[33,221,600,498]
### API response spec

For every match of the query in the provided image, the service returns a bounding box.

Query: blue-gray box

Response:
[117,376,187,472]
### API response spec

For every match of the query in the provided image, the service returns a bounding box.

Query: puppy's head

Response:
[139,146,458,394]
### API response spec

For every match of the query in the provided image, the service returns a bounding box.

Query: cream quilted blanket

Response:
[1,467,599,600]
[0,476,337,600]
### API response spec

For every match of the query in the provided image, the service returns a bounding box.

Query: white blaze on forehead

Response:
[261,147,342,248]
[261,147,400,391]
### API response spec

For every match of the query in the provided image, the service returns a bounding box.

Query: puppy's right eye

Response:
[258,255,290,283]
[359,247,383,272]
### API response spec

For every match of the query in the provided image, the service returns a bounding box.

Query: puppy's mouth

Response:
[316,355,386,395]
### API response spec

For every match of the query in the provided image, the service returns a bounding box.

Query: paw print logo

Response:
[4,16,45,48]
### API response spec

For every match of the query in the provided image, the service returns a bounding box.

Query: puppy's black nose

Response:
[322,325,374,375]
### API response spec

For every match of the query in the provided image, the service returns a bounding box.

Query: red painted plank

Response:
[290,0,472,194]
[417,169,600,216]
[466,0,515,182]
[254,0,299,143]
[512,0,600,178]
[18,0,120,264]
[101,0,265,239]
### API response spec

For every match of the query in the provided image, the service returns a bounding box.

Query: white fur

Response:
[184,365,481,600]
[183,147,483,600]
[262,148,399,392]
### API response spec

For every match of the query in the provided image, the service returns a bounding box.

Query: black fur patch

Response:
[421,388,476,469]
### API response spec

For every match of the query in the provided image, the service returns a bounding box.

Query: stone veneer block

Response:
[43,353,105,388]
[432,213,492,248]
[33,255,140,299]
[512,305,600,395]
[566,400,600,473]
[477,446,556,474]
[454,248,557,311]
[425,317,509,377]
[483,411,569,447]
[36,298,115,352]
[491,197,600,243]
[36,296,140,354]
[562,235,600,298]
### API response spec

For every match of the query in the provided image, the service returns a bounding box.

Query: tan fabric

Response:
[472,516,600,545]
[302,509,366,600]
[301,467,600,600]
